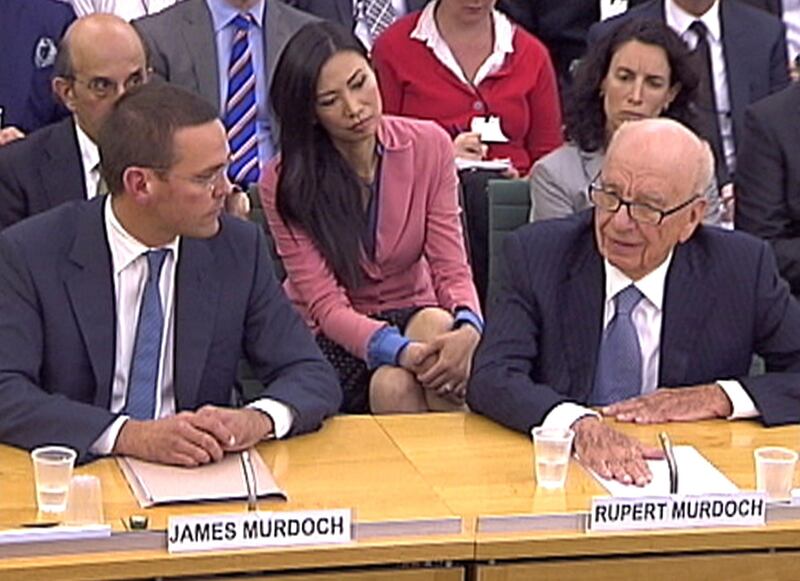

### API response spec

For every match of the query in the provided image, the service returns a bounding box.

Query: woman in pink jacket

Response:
[261,22,482,415]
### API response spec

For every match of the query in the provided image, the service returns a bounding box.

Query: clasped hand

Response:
[114,405,273,466]
[398,326,480,400]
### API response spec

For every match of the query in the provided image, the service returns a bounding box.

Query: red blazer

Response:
[372,11,563,174]
[261,116,481,360]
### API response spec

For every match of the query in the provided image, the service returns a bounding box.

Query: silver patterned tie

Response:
[363,0,396,39]
[591,285,644,406]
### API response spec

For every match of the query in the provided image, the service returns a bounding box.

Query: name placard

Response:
[589,493,766,532]
[167,509,351,553]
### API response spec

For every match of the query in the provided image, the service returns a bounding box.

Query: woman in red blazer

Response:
[261,22,483,415]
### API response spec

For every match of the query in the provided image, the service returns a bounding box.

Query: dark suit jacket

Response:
[287,0,428,29]
[0,197,341,460]
[0,117,86,229]
[629,0,782,16]
[497,0,600,86]
[133,0,315,134]
[0,0,73,133]
[587,0,789,152]
[735,84,800,294]
[467,211,800,433]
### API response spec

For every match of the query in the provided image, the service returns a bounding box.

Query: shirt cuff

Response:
[248,398,294,439]
[366,325,410,369]
[717,380,759,420]
[453,308,484,334]
[541,402,600,431]
[89,416,129,456]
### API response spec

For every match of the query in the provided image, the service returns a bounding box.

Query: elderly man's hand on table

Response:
[601,384,733,424]
[572,416,663,486]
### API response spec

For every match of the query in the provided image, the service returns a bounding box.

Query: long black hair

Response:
[565,18,699,153]
[270,21,371,290]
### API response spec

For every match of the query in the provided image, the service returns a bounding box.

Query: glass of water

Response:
[532,427,575,489]
[31,446,77,513]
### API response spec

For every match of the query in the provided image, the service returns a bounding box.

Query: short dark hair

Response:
[270,21,370,289]
[98,83,219,195]
[565,18,699,153]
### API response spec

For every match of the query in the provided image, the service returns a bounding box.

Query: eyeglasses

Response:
[588,177,700,226]
[66,69,147,99]
[153,165,232,192]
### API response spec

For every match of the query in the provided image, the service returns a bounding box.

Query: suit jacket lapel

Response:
[369,135,414,273]
[719,1,747,142]
[64,198,115,409]
[183,0,220,108]
[173,237,219,410]
[561,215,605,401]
[41,118,87,208]
[659,236,715,386]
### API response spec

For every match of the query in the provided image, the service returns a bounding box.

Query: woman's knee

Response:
[405,307,454,342]
[369,367,426,413]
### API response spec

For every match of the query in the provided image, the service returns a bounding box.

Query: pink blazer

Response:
[261,115,481,360]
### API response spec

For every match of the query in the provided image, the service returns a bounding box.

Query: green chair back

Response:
[487,179,532,307]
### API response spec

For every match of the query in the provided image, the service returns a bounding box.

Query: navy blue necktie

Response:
[591,285,644,406]
[224,14,260,187]
[124,249,169,420]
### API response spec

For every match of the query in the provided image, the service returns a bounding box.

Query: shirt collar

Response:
[410,1,514,57]
[666,0,721,42]
[74,117,100,174]
[104,196,181,276]
[603,250,674,313]
[206,0,264,33]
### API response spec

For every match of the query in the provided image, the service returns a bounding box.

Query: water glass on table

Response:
[31,445,77,513]
[532,427,575,489]
[754,446,797,501]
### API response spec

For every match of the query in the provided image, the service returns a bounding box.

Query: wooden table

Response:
[0,415,471,581]
[376,413,800,580]
[2,412,800,580]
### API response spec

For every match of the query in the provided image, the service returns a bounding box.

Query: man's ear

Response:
[122,167,156,205]
[678,198,707,243]
[52,76,76,112]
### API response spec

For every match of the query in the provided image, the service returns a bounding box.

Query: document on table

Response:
[592,445,739,497]
[118,451,287,508]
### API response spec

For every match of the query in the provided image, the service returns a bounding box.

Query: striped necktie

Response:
[224,14,260,187]
[363,0,396,39]
[124,249,170,421]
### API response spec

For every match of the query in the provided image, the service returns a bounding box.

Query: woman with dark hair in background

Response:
[529,18,722,224]
[261,21,482,415]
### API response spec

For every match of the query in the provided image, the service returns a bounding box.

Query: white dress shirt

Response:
[783,0,800,64]
[90,197,293,454]
[353,0,408,48]
[410,2,514,87]
[69,0,177,20]
[74,119,101,200]
[665,0,736,174]
[542,253,759,431]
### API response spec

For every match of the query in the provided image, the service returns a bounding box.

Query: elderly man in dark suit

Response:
[0,14,148,229]
[735,83,800,295]
[133,0,315,186]
[469,118,800,486]
[0,0,74,144]
[588,0,789,193]
[0,83,341,465]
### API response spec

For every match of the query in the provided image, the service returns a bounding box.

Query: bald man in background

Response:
[0,14,147,228]
[469,118,800,486]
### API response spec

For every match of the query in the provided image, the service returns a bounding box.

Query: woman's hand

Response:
[453,131,488,160]
[416,326,481,397]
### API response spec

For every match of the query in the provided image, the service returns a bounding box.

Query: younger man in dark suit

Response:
[0,83,341,465]
[469,118,800,486]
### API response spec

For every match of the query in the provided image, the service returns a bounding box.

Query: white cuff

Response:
[717,380,759,419]
[541,402,600,431]
[89,416,129,456]
[248,399,294,439]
